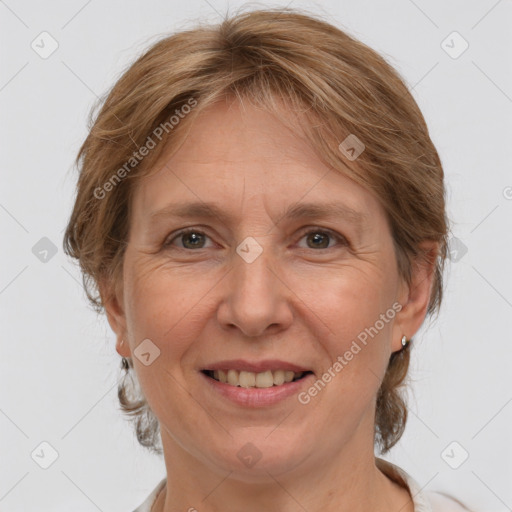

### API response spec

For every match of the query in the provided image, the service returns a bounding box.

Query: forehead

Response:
[131,98,384,224]
[156,98,323,178]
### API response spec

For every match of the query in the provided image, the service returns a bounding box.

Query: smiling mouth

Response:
[201,369,313,388]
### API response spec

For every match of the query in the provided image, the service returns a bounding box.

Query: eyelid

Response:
[164,227,215,249]
[164,225,349,250]
[294,226,349,249]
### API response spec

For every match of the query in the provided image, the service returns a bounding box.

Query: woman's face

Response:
[107,98,432,480]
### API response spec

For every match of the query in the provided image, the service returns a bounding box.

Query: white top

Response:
[132,457,471,511]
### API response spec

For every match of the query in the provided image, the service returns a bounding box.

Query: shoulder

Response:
[375,457,472,512]
[424,490,474,512]
[132,478,166,512]
[133,466,474,512]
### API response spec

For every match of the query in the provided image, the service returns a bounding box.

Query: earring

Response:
[401,335,410,348]
[119,340,130,370]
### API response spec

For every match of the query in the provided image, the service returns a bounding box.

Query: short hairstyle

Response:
[63,7,449,455]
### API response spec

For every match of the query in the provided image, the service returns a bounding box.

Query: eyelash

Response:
[163,227,349,251]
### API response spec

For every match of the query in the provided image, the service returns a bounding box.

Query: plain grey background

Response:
[1,0,511,510]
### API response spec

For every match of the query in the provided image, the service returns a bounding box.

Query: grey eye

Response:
[305,232,331,249]
[165,229,212,249]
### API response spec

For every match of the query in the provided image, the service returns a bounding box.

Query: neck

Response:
[154,430,414,512]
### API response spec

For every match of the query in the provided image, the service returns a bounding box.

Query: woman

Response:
[63,8,472,512]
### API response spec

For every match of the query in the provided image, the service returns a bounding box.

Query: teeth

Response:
[227,369,238,386]
[211,369,306,388]
[284,370,295,383]
[273,369,285,386]
[255,370,274,388]
[239,370,256,388]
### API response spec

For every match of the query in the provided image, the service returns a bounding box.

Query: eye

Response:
[164,228,213,250]
[296,228,348,250]
[163,227,348,251]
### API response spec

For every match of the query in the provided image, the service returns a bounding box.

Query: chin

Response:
[205,439,309,481]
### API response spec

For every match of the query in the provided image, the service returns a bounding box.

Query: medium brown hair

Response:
[63,7,448,455]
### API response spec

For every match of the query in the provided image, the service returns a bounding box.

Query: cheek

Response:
[296,262,396,339]
[122,261,213,417]
[126,257,203,331]
[300,279,395,439]
[294,262,397,405]
[123,257,222,380]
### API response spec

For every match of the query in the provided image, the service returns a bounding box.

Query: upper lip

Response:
[202,359,312,373]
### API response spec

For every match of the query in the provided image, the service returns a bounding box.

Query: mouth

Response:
[201,369,314,388]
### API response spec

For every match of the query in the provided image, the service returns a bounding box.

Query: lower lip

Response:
[200,371,315,407]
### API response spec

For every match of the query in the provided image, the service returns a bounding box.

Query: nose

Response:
[216,244,293,338]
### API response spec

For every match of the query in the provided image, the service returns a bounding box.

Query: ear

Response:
[99,276,131,359]
[391,241,439,353]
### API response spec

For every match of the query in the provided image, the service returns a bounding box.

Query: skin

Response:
[104,97,438,512]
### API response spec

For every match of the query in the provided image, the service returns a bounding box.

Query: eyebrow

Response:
[148,201,369,228]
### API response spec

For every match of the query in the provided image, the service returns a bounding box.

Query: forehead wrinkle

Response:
[148,200,369,232]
